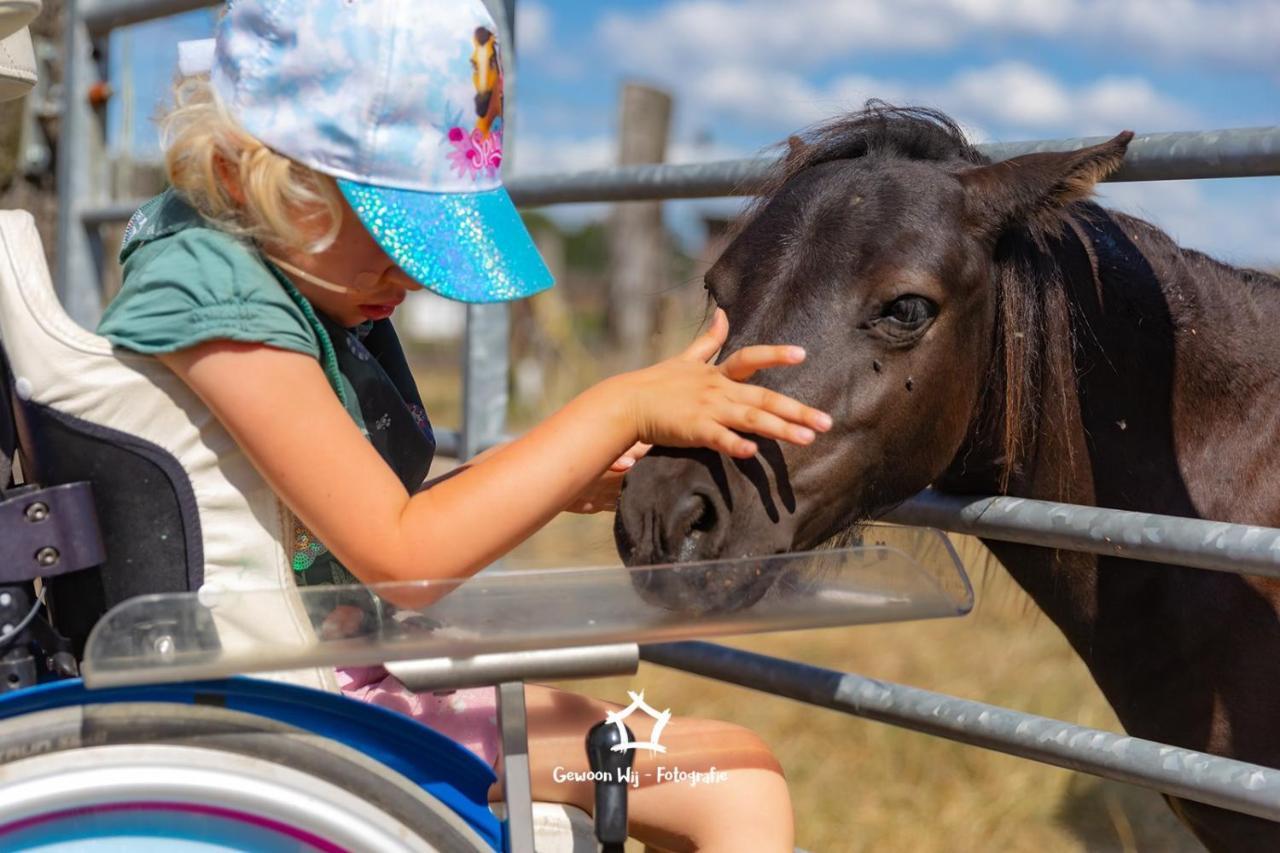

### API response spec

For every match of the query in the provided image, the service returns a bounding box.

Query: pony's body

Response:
[941,207,1280,849]
[614,105,1280,850]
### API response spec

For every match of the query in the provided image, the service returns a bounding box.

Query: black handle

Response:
[586,719,636,853]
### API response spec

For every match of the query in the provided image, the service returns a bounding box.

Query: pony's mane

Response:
[744,101,988,220]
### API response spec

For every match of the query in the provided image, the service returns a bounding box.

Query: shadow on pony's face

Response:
[615,106,1131,613]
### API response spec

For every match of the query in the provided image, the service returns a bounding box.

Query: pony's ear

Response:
[960,131,1134,238]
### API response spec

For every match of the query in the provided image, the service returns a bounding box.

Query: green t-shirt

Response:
[99,196,319,358]
[98,189,364,431]
[96,190,438,598]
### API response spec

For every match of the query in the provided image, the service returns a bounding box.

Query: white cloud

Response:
[671,61,1195,138]
[515,1,550,54]
[599,0,1280,75]
[936,63,1197,134]
[599,1,954,73]
[1098,0,1280,71]
[515,1,584,77]
[509,133,614,175]
[1095,179,1280,268]
[510,133,749,176]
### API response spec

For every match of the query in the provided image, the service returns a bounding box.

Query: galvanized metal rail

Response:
[885,490,1280,579]
[502,126,1280,206]
[642,641,1280,823]
[77,125,1280,228]
[431,431,1280,581]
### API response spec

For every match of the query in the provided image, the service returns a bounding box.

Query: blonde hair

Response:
[160,75,343,253]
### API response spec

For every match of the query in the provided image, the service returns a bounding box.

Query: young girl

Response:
[97,2,831,850]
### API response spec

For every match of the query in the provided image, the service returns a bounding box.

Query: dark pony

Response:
[618,102,1280,850]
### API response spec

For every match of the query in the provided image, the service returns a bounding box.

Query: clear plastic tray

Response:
[81,524,972,688]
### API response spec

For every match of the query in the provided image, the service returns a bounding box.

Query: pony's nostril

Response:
[668,492,721,563]
[690,494,717,534]
[674,492,718,538]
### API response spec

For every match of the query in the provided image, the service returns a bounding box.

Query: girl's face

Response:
[270,193,424,327]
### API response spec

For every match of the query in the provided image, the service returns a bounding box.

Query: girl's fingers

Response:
[624,440,653,460]
[678,308,729,363]
[718,344,806,381]
[701,423,757,458]
[729,382,833,432]
[719,403,816,446]
[608,441,652,472]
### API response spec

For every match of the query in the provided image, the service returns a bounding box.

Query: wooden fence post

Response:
[607,82,671,367]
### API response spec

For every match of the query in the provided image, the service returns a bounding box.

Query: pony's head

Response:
[615,103,1132,611]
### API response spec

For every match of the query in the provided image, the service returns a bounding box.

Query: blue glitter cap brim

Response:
[336,180,554,304]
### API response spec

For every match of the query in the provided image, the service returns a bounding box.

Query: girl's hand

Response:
[564,442,651,513]
[609,309,832,458]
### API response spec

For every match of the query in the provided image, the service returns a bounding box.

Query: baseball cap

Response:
[211,0,552,303]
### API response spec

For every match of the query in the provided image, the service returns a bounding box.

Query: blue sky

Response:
[108,0,1279,266]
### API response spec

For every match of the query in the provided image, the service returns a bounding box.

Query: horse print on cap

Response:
[446,26,504,180]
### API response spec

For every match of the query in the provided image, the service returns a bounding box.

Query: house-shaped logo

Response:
[607,690,671,754]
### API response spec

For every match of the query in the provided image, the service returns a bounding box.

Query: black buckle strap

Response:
[0,482,106,583]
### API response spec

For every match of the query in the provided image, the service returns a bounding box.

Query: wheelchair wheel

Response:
[0,702,494,851]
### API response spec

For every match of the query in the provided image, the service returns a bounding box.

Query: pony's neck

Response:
[939,205,1280,746]
[947,203,1280,521]
[1105,211,1280,526]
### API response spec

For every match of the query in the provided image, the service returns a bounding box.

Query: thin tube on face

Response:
[265,254,384,294]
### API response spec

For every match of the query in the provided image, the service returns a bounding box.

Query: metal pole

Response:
[79,125,1280,227]
[502,126,1280,207]
[496,680,535,853]
[56,0,109,328]
[480,7,532,852]
[982,126,1280,183]
[885,490,1280,580]
[461,0,517,462]
[386,644,638,693]
[406,442,1280,578]
[641,641,1280,822]
[460,305,510,460]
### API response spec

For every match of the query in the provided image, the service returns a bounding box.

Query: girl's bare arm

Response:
[157,310,830,586]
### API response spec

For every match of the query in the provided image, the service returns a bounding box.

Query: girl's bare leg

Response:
[488,683,794,853]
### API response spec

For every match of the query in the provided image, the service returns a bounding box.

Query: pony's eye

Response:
[882,295,936,327]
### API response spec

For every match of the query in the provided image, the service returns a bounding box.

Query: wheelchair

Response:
[0,13,632,845]
[0,200,625,849]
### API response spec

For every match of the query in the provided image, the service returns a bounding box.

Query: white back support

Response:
[0,26,35,102]
[0,1,39,41]
[0,210,335,691]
